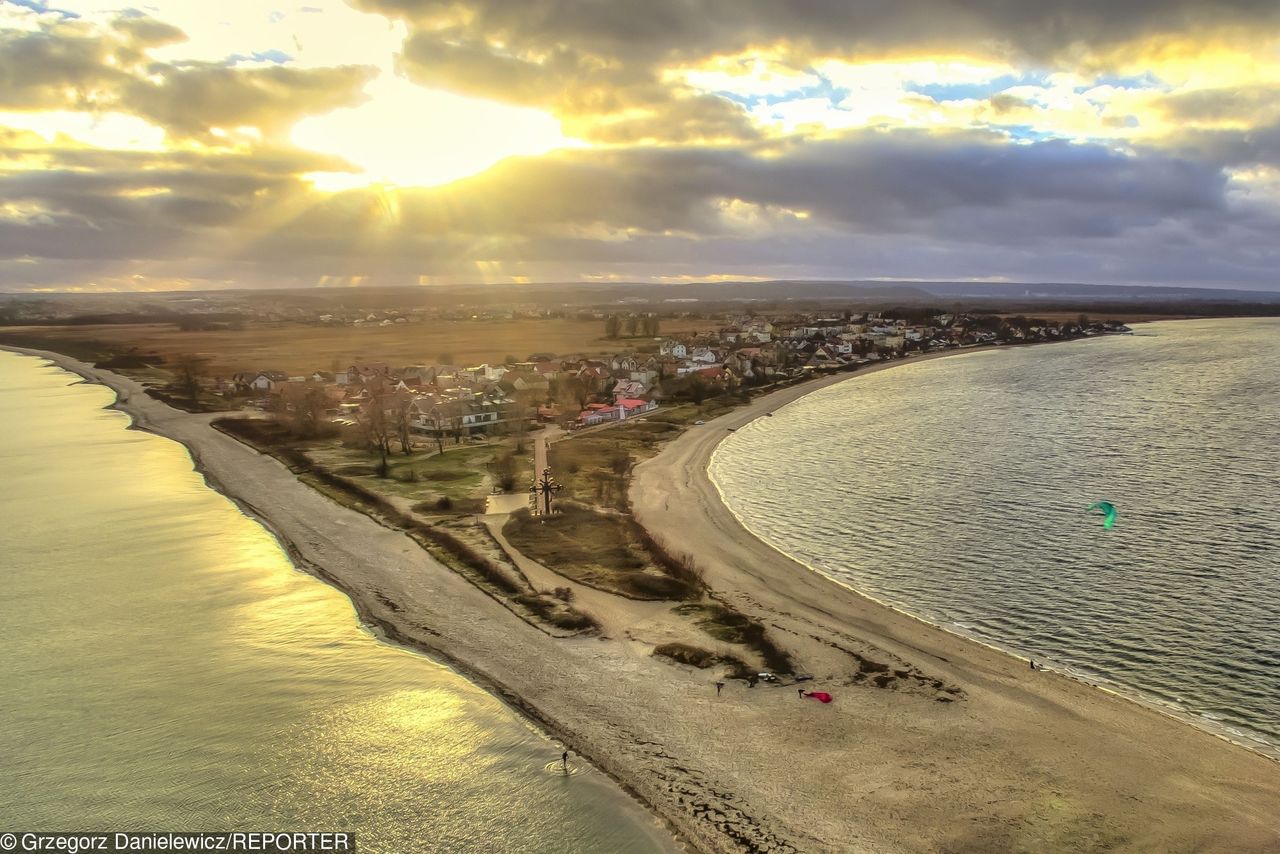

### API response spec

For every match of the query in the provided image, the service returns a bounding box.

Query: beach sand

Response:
[10,344,1280,853]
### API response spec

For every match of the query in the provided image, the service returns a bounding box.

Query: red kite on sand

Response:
[803,691,833,703]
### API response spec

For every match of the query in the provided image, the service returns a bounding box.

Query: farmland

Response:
[0,316,710,376]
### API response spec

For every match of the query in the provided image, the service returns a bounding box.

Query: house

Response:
[689,347,719,364]
[659,340,688,358]
[398,365,437,388]
[502,371,550,394]
[577,398,658,426]
[250,371,288,392]
[617,397,657,416]
[612,378,650,399]
[532,360,561,380]
[348,363,392,384]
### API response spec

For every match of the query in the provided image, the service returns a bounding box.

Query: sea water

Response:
[0,350,674,853]
[711,318,1280,754]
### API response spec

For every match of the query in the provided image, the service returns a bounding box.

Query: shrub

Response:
[652,643,718,668]
[622,572,689,599]
[436,496,453,511]
[488,453,518,492]
[551,611,598,631]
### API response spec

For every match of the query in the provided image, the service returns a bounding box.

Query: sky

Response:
[1,0,1279,292]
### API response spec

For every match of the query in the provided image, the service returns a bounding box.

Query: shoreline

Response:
[1,345,686,852]
[630,338,1280,851]
[9,340,1280,852]
[707,432,1280,762]
[701,341,1280,761]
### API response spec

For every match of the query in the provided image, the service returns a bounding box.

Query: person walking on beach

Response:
[798,688,805,699]
[716,681,724,696]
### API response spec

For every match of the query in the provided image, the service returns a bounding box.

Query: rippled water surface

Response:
[0,351,673,853]
[711,319,1280,752]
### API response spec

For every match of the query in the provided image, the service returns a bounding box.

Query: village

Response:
[152,303,1138,698]
[212,309,1132,445]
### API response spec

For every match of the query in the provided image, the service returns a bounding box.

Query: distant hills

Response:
[3,279,1279,315]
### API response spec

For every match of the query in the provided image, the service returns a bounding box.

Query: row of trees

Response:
[604,313,660,339]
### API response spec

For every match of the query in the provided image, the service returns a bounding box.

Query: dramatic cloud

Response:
[1,0,1279,290]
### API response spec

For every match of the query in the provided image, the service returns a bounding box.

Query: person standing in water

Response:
[561,750,569,771]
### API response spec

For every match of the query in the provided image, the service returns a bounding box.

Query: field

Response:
[502,505,692,600]
[0,317,710,376]
[306,438,532,512]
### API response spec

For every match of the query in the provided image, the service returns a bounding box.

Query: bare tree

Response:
[360,392,394,475]
[172,353,208,404]
[394,394,414,455]
[284,386,331,439]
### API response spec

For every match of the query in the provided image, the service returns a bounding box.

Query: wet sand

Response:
[10,344,1280,853]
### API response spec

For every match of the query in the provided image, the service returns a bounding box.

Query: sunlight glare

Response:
[292,74,577,190]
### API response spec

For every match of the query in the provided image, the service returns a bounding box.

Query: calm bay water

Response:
[711,318,1280,753]
[0,351,673,853]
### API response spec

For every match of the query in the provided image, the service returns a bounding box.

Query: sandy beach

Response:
[9,343,1280,853]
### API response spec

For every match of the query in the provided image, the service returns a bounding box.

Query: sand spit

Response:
[9,344,1280,853]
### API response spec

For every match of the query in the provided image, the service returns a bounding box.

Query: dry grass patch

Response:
[672,602,793,674]
[502,505,695,600]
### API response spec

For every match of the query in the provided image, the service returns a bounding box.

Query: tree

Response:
[359,392,395,475]
[624,314,639,336]
[558,375,590,411]
[509,390,534,443]
[393,395,414,455]
[686,373,709,405]
[604,314,620,339]
[284,386,331,439]
[447,403,467,445]
[488,453,518,491]
[172,353,208,404]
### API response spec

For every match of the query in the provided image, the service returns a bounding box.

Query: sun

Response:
[291,74,578,190]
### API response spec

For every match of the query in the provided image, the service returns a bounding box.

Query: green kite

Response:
[1088,501,1118,529]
